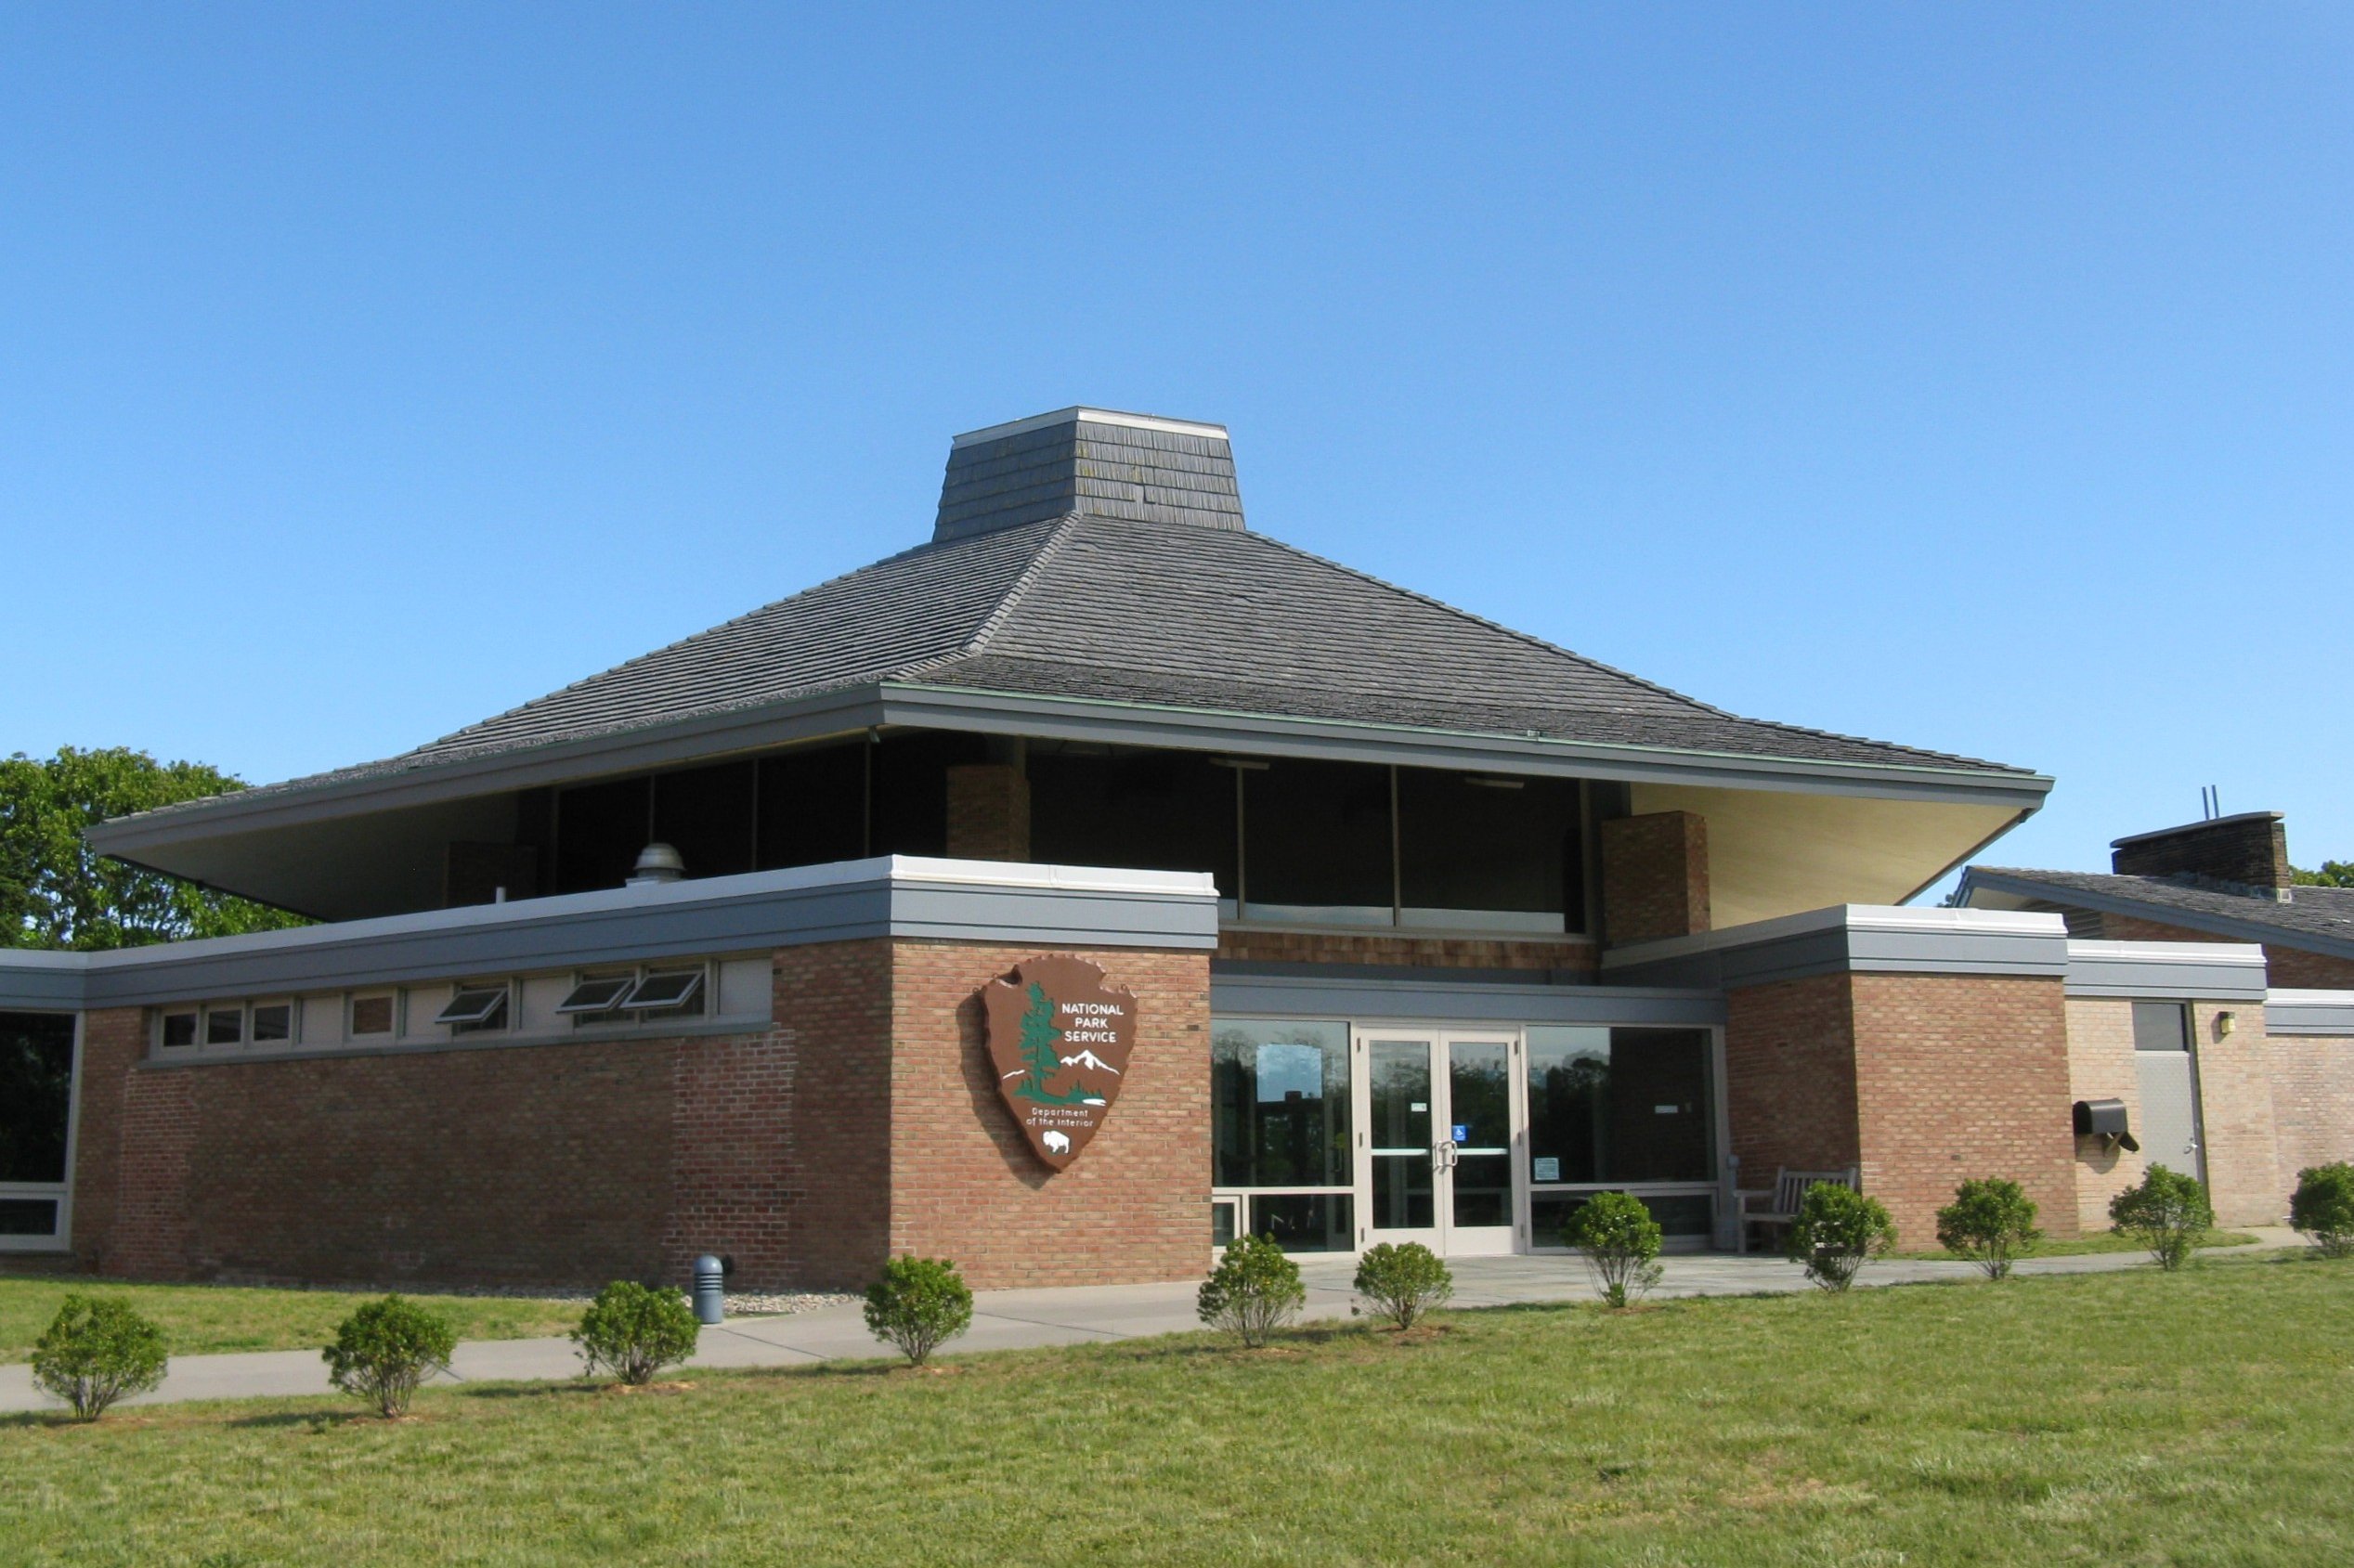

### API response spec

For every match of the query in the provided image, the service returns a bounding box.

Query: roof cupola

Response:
[932,407,1243,543]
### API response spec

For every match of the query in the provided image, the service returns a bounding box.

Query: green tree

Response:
[2293,862,2354,888]
[1563,1190,1665,1309]
[1935,1177,2043,1280]
[2109,1164,2213,1271]
[1788,1183,1897,1292]
[0,746,306,950]
[31,1296,169,1421]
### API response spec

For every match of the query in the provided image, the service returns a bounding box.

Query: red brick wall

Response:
[103,1033,696,1288]
[1723,974,1860,1184]
[1848,974,2078,1246]
[944,764,1031,862]
[109,1067,197,1279]
[2261,947,2354,990]
[2112,815,2289,890]
[664,1023,800,1290]
[774,940,894,1290]
[67,937,1208,1293]
[2269,1030,2354,1181]
[1216,928,1594,973]
[1724,972,2079,1248]
[66,1008,147,1274]
[1601,810,1710,946]
[886,940,1212,1289]
[2096,913,2354,990]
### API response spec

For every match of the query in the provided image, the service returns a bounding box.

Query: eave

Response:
[87,679,2052,865]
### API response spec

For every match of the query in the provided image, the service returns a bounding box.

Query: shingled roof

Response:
[111,407,2042,829]
[1964,867,2354,958]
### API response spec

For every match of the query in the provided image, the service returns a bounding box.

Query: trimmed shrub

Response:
[1935,1177,2043,1280]
[2109,1164,2214,1272]
[322,1295,457,1419]
[1352,1241,1453,1329]
[573,1281,701,1385]
[1563,1191,1664,1309]
[2289,1161,2354,1259]
[31,1295,168,1421]
[863,1256,973,1367]
[1787,1183,1896,1292]
[1197,1233,1305,1348]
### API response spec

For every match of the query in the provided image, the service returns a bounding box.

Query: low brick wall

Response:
[67,937,1210,1293]
[1725,972,2079,1249]
[1849,974,2078,1247]
[2269,1030,2354,1182]
[887,940,1211,1289]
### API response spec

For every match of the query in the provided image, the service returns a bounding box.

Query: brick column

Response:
[1601,810,1710,945]
[945,763,1031,862]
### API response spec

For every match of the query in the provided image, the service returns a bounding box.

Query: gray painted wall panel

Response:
[4,863,1220,1010]
[2266,997,2354,1035]
[2064,952,2268,1002]
[1211,974,1724,1027]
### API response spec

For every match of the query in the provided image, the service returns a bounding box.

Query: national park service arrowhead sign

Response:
[983,955,1138,1171]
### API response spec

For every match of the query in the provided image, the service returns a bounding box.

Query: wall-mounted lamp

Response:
[2217,1011,2237,1038]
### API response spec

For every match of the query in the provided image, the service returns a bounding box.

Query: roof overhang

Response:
[87,680,2049,918]
[1958,869,2354,964]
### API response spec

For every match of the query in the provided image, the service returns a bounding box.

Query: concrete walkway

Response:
[1,1228,2308,1415]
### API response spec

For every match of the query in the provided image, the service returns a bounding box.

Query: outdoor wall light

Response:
[2217,1011,2237,1038]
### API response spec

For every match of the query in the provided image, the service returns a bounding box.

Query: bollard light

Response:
[693,1254,726,1325]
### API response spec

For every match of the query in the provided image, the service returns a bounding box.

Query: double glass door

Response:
[1358,1031,1517,1256]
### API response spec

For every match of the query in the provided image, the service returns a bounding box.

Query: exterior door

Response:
[1356,1030,1519,1255]
[2133,1001,2204,1181]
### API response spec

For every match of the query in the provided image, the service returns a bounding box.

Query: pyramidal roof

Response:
[119,408,2036,836]
[394,407,2013,777]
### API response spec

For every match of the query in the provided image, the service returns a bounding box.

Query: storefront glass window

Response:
[1525,1026,1713,1185]
[0,1011,75,1243]
[1212,1017,1354,1251]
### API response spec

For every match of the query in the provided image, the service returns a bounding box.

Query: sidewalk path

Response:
[0,1228,2308,1415]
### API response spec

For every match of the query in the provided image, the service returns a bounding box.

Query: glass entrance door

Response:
[1358,1031,1519,1255]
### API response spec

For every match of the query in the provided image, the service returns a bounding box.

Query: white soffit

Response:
[1630,783,2024,927]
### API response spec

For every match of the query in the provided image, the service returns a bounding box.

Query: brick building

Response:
[5,408,2349,1288]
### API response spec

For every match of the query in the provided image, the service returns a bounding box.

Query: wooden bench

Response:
[1735,1167,1859,1254]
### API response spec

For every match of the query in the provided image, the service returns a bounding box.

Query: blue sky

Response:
[5,6,2348,888]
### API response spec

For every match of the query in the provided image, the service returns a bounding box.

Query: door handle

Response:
[1435,1140,1459,1172]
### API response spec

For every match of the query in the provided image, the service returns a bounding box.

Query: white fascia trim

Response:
[63,856,1215,977]
[2066,940,2268,969]
[2268,988,2354,1005]
[951,408,1229,447]
[1604,904,2066,967]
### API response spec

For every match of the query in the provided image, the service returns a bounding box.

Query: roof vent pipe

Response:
[627,842,686,887]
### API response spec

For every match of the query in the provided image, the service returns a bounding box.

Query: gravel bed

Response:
[724,1291,860,1316]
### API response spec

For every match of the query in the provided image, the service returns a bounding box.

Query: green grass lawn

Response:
[0,1276,582,1362]
[5,1256,2350,1566]
[1889,1226,2261,1262]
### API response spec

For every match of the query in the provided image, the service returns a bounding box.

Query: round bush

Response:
[322,1295,457,1419]
[1787,1183,1896,1292]
[572,1280,701,1385]
[2109,1164,2213,1272]
[1935,1176,2042,1280]
[2289,1162,2354,1259]
[863,1256,973,1367]
[1197,1233,1304,1348]
[1352,1241,1452,1329]
[32,1295,168,1421]
[1563,1191,1664,1309]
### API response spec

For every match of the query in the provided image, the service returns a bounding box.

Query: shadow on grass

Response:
[223,1407,366,1430]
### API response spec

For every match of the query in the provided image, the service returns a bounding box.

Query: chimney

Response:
[933,407,1243,543]
[2111,811,2292,900]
